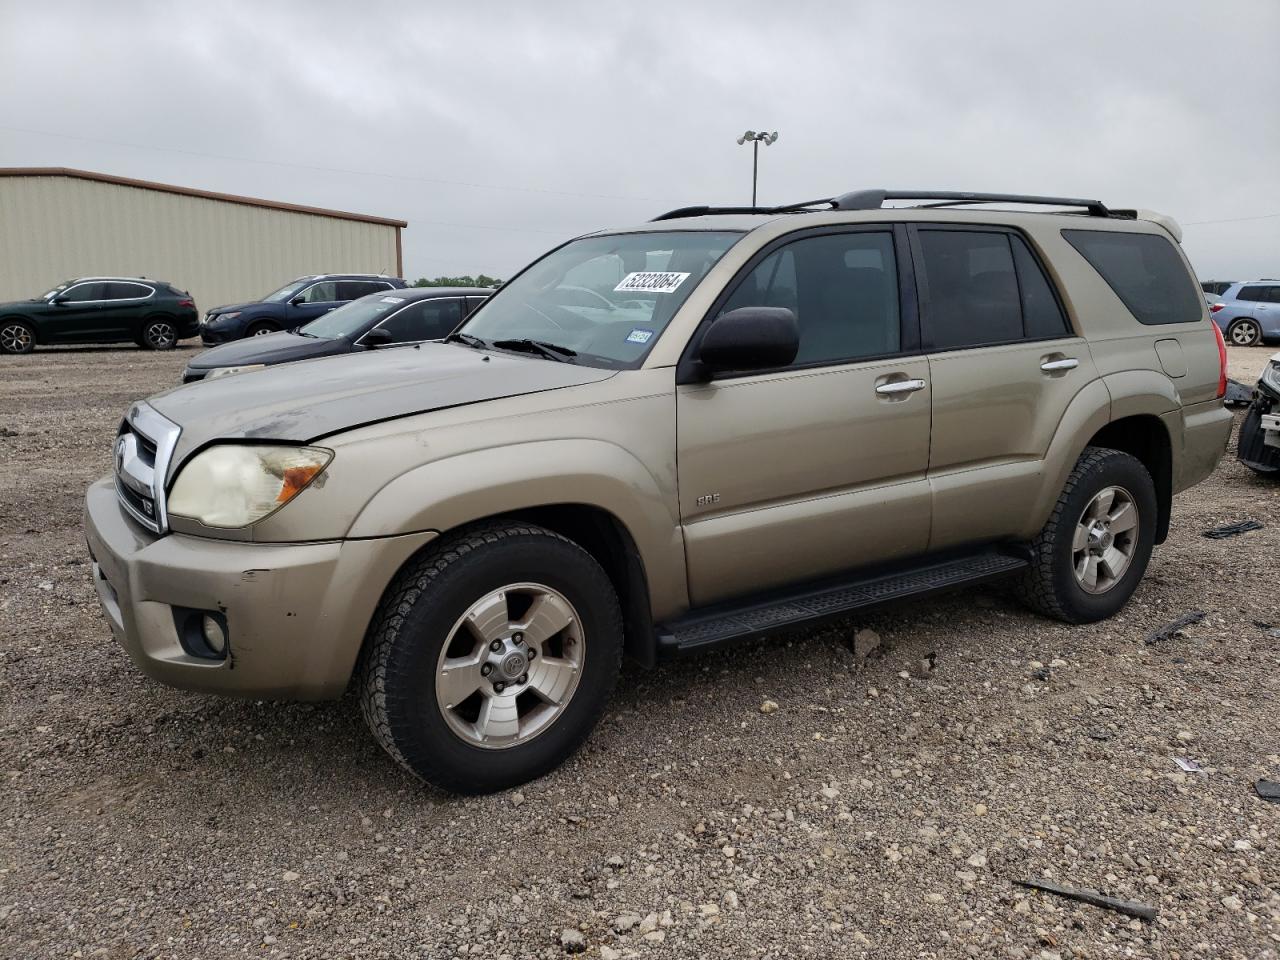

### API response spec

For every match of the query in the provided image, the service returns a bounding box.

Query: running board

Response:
[656,550,1028,656]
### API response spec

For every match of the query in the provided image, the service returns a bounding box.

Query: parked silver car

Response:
[1210,281,1280,346]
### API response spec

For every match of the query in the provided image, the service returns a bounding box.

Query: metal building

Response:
[0,167,407,312]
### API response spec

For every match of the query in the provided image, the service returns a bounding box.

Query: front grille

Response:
[113,403,181,534]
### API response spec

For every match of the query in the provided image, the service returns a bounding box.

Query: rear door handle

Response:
[875,378,927,396]
[1040,358,1079,372]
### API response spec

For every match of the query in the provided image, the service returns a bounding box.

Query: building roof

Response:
[0,167,407,228]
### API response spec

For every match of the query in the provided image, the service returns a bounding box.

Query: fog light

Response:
[201,615,227,655]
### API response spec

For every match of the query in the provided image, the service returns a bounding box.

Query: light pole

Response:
[736,130,778,206]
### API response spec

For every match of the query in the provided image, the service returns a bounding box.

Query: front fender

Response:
[346,438,689,618]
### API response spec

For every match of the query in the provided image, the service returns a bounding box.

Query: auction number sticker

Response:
[614,271,690,294]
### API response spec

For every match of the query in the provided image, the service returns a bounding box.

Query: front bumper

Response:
[83,477,436,700]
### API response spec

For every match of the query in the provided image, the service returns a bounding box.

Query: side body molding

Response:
[346,439,690,619]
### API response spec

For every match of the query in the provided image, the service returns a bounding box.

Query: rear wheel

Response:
[1016,447,1157,623]
[0,320,35,355]
[246,321,280,338]
[357,522,623,794]
[140,318,177,350]
[1227,318,1262,347]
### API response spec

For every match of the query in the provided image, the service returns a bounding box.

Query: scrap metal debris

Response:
[1014,878,1158,921]
[1203,519,1263,539]
[1145,611,1206,645]
[1224,379,1253,408]
[1257,780,1280,804]
[1173,757,1206,775]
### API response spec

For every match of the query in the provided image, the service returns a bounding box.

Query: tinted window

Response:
[297,281,339,304]
[1266,286,1280,303]
[60,282,106,302]
[1009,235,1070,339]
[1237,285,1270,303]
[719,232,900,366]
[376,298,466,343]
[918,230,1022,349]
[339,280,390,300]
[1062,229,1201,325]
[465,296,489,317]
[106,282,151,300]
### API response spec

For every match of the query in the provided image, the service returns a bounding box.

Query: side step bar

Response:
[656,549,1029,656]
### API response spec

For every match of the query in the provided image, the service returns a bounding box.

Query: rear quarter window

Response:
[1062,229,1202,325]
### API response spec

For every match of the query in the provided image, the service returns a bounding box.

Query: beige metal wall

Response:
[0,174,401,313]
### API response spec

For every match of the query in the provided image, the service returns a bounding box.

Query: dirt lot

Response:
[1,344,1277,960]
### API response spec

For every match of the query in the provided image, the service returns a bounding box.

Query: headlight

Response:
[218,311,241,322]
[206,364,265,380]
[169,445,333,528]
[1263,362,1280,393]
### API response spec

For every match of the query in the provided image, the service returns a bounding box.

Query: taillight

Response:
[1210,315,1228,399]
[178,298,194,308]
[1210,302,1224,313]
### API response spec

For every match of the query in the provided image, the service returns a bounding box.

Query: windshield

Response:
[42,281,74,299]
[262,278,311,303]
[300,293,410,339]
[460,231,741,368]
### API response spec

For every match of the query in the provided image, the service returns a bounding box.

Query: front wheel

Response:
[1016,447,1157,624]
[357,522,623,794]
[245,321,280,338]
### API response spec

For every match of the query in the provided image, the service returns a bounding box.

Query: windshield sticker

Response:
[379,296,405,304]
[625,328,654,344]
[614,271,691,294]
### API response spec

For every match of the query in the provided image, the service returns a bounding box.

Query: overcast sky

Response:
[1,0,1277,282]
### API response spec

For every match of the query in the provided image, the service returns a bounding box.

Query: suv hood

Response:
[149,342,616,467]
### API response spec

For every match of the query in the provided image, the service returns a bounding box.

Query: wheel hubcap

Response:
[435,583,584,749]
[1231,322,1258,345]
[2,324,31,352]
[1072,485,1139,594]
[147,323,175,347]
[253,327,273,336]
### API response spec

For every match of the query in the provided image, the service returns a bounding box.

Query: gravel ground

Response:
[1,343,1278,960]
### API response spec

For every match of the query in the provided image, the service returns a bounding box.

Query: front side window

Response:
[1062,229,1201,325]
[375,298,465,343]
[262,279,310,303]
[297,281,339,304]
[60,282,106,302]
[718,231,901,365]
[460,231,741,368]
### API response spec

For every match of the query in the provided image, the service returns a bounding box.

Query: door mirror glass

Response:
[698,307,799,375]
[361,327,395,349]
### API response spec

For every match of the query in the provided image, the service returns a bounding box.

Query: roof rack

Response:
[651,189,1115,222]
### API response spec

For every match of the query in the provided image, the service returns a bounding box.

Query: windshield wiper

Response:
[445,332,487,349]
[490,338,578,363]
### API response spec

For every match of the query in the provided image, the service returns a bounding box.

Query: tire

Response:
[357,521,623,794]
[245,321,280,338]
[140,318,178,350]
[1015,446,1157,624]
[1227,318,1262,347]
[0,320,36,355]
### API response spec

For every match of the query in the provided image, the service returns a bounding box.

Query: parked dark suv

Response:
[0,278,197,355]
[200,274,408,344]
[182,287,491,382]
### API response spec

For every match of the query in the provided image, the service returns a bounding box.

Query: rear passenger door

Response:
[100,282,154,338]
[677,226,932,606]
[910,225,1098,550]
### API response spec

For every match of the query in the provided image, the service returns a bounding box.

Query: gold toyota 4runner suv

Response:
[85,190,1232,793]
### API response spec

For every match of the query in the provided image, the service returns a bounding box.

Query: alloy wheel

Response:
[145,322,176,348]
[1,323,32,353]
[435,583,584,749]
[1072,485,1139,594]
[1229,320,1260,346]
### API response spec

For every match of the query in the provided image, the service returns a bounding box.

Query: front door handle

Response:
[1040,358,1079,372]
[875,378,927,396]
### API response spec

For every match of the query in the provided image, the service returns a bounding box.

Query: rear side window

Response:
[1062,229,1201,325]
[106,282,151,300]
[1235,285,1280,303]
[917,230,1021,349]
[1009,236,1070,339]
[340,280,391,300]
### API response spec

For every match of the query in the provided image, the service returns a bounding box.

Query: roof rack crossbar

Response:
[650,198,833,222]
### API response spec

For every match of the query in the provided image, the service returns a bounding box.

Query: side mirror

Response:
[50,296,67,306]
[289,295,306,306]
[361,328,395,349]
[698,307,799,375]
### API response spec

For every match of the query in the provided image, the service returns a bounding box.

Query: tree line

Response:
[412,275,504,288]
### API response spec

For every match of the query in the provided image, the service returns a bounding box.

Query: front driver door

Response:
[287,280,341,325]
[676,226,932,607]
[43,281,107,342]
